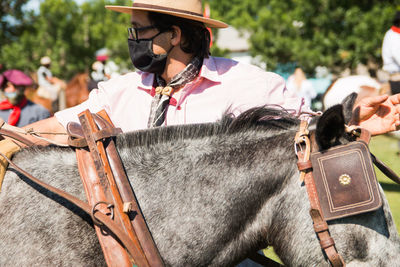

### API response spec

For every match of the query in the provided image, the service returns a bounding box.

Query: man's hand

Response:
[349,94,400,136]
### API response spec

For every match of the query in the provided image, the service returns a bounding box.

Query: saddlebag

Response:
[310,140,382,221]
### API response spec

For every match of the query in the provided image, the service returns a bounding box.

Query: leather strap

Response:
[93,111,165,267]
[75,148,134,266]
[371,153,400,185]
[0,128,34,147]
[304,171,345,266]
[78,110,151,267]
[345,125,371,144]
[295,121,345,267]
[67,128,122,148]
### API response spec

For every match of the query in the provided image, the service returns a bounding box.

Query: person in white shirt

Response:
[382,11,400,94]
[36,56,67,111]
[286,68,317,107]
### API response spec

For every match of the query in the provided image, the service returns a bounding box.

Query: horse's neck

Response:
[117,129,299,264]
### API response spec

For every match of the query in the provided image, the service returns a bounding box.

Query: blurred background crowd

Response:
[0,0,399,123]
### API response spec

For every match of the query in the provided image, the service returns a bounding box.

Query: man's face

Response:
[3,82,25,105]
[130,10,172,55]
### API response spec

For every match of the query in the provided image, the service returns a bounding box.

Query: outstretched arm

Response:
[21,116,68,146]
[349,94,400,135]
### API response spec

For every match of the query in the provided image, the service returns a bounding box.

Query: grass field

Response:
[369,134,400,231]
[264,134,400,264]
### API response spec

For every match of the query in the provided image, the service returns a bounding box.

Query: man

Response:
[382,11,400,95]
[14,0,400,144]
[286,68,316,107]
[0,69,50,126]
[37,56,66,111]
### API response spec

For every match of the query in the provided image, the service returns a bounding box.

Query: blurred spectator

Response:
[286,68,317,107]
[382,11,400,94]
[95,48,120,79]
[0,70,50,126]
[37,56,67,111]
[91,61,106,81]
[88,61,106,92]
[323,75,381,109]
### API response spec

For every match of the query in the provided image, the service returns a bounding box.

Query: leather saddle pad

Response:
[310,141,382,221]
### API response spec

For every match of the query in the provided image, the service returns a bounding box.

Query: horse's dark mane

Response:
[117,106,300,147]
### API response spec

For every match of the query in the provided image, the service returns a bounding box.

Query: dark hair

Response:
[148,12,211,58]
[0,78,25,91]
[394,11,400,27]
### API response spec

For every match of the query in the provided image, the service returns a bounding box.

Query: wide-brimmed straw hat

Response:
[105,0,228,28]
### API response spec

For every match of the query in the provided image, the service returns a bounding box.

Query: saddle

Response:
[67,110,164,267]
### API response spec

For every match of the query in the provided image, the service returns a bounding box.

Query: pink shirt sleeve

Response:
[55,81,111,127]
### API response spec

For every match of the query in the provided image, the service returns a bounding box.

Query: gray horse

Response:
[0,102,399,266]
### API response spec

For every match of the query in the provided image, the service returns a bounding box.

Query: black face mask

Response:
[128,31,172,74]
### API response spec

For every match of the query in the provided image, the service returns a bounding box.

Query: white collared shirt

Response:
[382,28,400,74]
[55,56,308,132]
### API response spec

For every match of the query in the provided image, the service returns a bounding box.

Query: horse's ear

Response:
[341,92,358,124]
[316,105,345,150]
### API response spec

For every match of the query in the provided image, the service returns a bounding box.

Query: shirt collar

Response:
[392,26,400,34]
[137,56,221,89]
[136,57,222,107]
[198,56,221,83]
[137,71,155,91]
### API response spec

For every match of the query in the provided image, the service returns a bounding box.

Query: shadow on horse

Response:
[0,95,399,266]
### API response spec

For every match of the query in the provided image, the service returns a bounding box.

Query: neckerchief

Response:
[392,26,400,34]
[0,97,28,126]
[147,57,203,128]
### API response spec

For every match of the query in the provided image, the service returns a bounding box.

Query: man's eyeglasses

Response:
[128,26,156,40]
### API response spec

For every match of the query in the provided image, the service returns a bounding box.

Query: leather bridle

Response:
[295,120,400,267]
[295,120,346,267]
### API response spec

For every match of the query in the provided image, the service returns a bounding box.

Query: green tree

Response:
[0,0,131,79]
[209,0,400,74]
[0,0,31,46]
[79,0,131,73]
